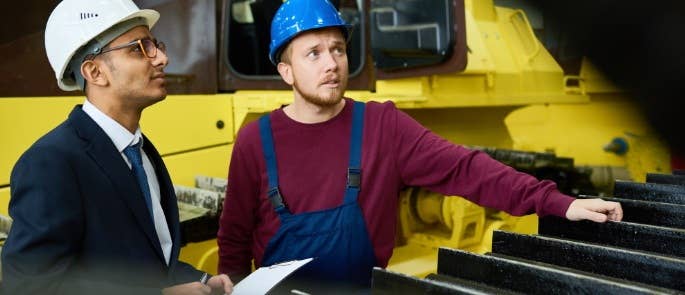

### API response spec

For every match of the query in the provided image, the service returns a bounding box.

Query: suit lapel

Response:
[68,106,166,263]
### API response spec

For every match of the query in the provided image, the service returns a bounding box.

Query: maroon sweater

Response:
[217,98,574,276]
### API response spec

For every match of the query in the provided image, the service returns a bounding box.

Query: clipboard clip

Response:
[268,257,316,269]
[269,260,296,268]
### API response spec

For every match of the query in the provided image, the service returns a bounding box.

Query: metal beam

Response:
[647,173,685,186]
[492,231,685,291]
[538,217,685,258]
[614,180,685,205]
[577,195,685,229]
[436,248,673,294]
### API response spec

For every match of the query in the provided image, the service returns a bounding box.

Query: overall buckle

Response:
[347,168,361,188]
[267,187,285,209]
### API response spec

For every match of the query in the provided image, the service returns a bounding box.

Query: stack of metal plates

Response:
[373,173,685,294]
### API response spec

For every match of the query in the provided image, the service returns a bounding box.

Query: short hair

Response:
[279,43,294,65]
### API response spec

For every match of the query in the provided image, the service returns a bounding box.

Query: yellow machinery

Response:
[0,0,670,279]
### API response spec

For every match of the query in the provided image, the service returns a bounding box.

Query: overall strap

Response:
[259,115,289,215]
[344,101,365,203]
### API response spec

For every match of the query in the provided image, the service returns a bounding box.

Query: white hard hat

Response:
[45,0,160,91]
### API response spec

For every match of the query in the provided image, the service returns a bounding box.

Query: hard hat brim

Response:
[269,24,353,66]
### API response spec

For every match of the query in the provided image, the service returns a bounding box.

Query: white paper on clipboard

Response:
[232,257,314,295]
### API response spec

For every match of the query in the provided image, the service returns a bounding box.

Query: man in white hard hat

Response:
[1,1,233,294]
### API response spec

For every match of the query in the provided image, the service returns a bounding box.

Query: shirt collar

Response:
[82,99,144,153]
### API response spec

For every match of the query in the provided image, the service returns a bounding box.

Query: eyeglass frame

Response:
[86,38,166,60]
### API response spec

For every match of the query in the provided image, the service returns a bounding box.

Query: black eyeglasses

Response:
[91,38,166,59]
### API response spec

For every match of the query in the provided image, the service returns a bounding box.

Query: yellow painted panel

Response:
[464,3,497,73]
[403,107,518,148]
[230,91,294,130]
[141,94,234,155]
[180,239,219,274]
[162,144,233,187]
[386,244,438,279]
[505,97,659,166]
[375,78,426,99]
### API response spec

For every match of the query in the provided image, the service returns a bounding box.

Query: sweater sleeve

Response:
[391,107,574,217]
[217,128,260,277]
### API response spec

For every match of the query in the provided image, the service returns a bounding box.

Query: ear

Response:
[81,60,109,87]
[277,62,294,86]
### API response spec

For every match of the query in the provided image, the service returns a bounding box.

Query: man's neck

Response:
[86,96,141,133]
[283,98,346,124]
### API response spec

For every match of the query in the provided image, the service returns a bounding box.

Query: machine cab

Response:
[217,0,467,91]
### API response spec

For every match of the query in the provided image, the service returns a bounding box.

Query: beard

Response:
[292,78,346,107]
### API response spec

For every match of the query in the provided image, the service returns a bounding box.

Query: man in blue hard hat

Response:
[218,0,623,292]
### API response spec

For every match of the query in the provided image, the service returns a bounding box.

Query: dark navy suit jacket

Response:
[2,106,202,295]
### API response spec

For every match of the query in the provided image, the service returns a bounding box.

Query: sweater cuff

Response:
[541,191,575,218]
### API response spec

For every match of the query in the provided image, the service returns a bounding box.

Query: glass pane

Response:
[225,0,364,77]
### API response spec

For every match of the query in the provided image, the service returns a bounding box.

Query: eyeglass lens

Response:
[141,39,166,58]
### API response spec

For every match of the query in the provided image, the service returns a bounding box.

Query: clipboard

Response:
[232,258,314,295]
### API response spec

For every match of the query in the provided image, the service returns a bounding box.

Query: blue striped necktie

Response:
[123,141,154,222]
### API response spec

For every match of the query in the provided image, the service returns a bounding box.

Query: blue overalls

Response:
[259,101,376,293]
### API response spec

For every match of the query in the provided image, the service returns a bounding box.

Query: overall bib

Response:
[259,101,376,293]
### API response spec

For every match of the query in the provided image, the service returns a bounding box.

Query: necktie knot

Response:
[123,141,143,167]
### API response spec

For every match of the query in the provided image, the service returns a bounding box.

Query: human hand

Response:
[207,274,233,295]
[162,281,211,295]
[565,198,623,222]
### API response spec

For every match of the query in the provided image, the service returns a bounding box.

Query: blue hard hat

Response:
[269,0,351,65]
